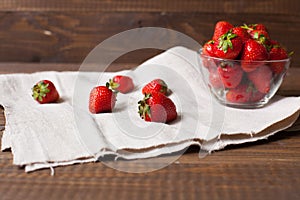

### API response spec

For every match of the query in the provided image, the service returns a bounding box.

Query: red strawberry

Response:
[201,40,217,69]
[108,75,134,94]
[241,39,269,72]
[202,40,215,57]
[138,92,177,123]
[269,46,288,74]
[142,79,168,95]
[32,80,59,104]
[241,23,268,34]
[214,32,243,59]
[232,27,251,43]
[89,86,116,114]
[226,84,252,103]
[254,24,268,32]
[209,68,223,89]
[212,21,234,41]
[269,40,280,46]
[217,62,243,88]
[250,30,270,45]
[247,65,272,94]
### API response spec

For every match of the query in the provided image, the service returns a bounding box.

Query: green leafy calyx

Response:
[138,93,151,120]
[32,81,50,101]
[218,31,237,53]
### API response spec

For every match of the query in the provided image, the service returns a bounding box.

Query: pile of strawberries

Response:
[89,76,177,123]
[202,21,291,103]
[32,76,177,124]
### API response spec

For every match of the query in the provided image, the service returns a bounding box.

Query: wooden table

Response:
[1,63,300,200]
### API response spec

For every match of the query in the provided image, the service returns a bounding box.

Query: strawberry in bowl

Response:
[199,21,292,108]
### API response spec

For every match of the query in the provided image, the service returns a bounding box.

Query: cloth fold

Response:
[0,46,299,172]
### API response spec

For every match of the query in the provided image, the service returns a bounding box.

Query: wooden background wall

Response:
[0,0,299,67]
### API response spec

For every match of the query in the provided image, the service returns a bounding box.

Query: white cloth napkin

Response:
[0,46,299,173]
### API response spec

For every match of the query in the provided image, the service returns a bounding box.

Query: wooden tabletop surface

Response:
[0,63,300,200]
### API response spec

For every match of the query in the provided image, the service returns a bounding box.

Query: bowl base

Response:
[213,95,270,109]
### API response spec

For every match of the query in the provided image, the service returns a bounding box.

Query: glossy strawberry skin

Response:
[202,40,215,57]
[232,27,251,43]
[217,62,243,89]
[201,40,217,69]
[226,84,251,103]
[32,80,59,104]
[247,65,272,94]
[269,46,288,74]
[138,92,177,123]
[111,75,134,93]
[241,39,269,72]
[250,30,270,45]
[212,21,234,41]
[214,33,243,59]
[142,79,168,95]
[89,86,116,114]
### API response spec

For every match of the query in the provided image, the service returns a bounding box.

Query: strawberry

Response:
[226,84,252,103]
[209,68,223,89]
[250,30,270,45]
[138,92,177,123]
[201,40,217,69]
[217,62,243,88]
[32,80,59,104]
[269,40,280,46]
[214,31,243,59]
[142,79,168,95]
[232,27,251,43]
[241,23,268,34]
[247,65,272,94]
[212,21,234,41]
[89,86,116,114]
[269,46,288,74]
[202,40,216,57]
[254,24,268,32]
[108,75,134,94]
[241,39,269,72]
[226,84,266,103]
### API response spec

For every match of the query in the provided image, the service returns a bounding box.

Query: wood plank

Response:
[0,0,299,15]
[0,125,299,199]
[0,12,299,65]
[279,68,300,96]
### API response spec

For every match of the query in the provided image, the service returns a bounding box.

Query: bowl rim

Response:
[198,48,291,63]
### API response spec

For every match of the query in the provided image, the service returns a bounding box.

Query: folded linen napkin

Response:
[0,46,299,173]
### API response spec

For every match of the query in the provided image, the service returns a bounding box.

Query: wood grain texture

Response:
[0,0,299,65]
[0,0,298,14]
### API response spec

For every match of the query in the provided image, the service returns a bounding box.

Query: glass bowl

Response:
[198,49,291,108]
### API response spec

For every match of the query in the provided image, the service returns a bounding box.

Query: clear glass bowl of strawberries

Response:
[199,21,292,108]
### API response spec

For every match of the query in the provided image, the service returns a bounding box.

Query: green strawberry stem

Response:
[253,32,267,45]
[138,93,151,119]
[241,23,255,31]
[207,40,214,44]
[217,31,237,53]
[106,80,120,94]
